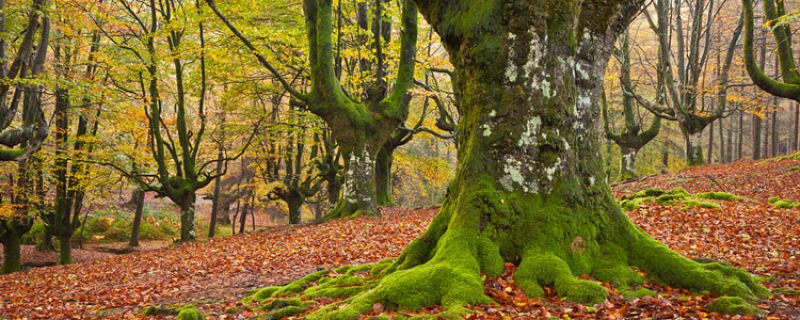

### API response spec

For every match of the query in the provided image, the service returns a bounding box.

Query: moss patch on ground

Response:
[619,188,743,211]
[768,197,800,209]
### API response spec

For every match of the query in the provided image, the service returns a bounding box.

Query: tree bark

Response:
[208,151,224,238]
[620,147,637,181]
[129,189,145,247]
[324,144,378,219]
[287,194,304,225]
[753,114,762,159]
[375,146,394,206]
[708,121,714,163]
[179,194,197,242]
[1,232,22,274]
[57,234,71,265]
[794,102,799,152]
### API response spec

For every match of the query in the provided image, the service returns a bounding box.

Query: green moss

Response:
[477,235,504,278]
[244,270,329,303]
[175,305,205,320]
[515,250,608,304]
[770,199,800,209]
[681,200,721,209]
[141,305,177,316]
[264,306,308,319]
[695,192,744,201]
[707,296,761,315]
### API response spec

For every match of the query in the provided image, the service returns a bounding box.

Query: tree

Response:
[207,0,418,218]
[96,0,250,242]
[624,0,742,165]
[602,29,660,180]
[286,1,769,317]
[0,0,51,274]
[742,0,800,103]
[253,102,326,225]
[41,0,106,264]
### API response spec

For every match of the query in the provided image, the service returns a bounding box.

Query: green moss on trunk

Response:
[375,146,394,206]
[1,232,22,274]
[57,235,72,265]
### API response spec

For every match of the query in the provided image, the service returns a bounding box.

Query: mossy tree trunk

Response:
[1,232,22,274]
[178,193,197,242]
[287,192,304,225]
[375,146,394,205]
[208,0,418,220]
[1,218,31,274]
[319,1,768,317]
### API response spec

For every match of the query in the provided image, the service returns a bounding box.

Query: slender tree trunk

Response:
[726,121,734,163]
[179,193,197,242]
[129,189,145,247]
[763,115,770,158]
[794,102,799,152]
[375,146,394,206]
[707,121,714,163]
[208,151,224,238]
[719,117,725,163]
[771,109,779,156]
[238,199,248,234]
[738,110,744,160]
[753,114,762,160]
[37,226,55,252]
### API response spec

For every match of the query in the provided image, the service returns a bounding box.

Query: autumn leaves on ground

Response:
[0,157,796,319]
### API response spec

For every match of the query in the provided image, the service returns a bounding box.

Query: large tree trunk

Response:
[684,129,705,165]
[129,189,145,247]
[57,234,72,265]
[313,2,767,317]
[178,193,197,242]
[619,146,637,181]
[324,143,379,219]
[375,146,394,206]
[287,194,304,225]
[1,230,23,274]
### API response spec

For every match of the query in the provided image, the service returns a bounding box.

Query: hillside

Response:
[0,157,798,319]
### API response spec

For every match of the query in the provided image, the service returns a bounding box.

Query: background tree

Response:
[624,0,742,165]
[603,29,660,181]
[207,0,418,218]
[0,0,51,274]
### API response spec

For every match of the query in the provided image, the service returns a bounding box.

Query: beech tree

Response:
[624,0,741,165]
[742,0,800,104]
[0,0,50,274]
[602,29,660,180]
[207,0,418,218]
[263,0,770,317]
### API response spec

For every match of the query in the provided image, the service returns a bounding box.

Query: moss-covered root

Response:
[514,250,608,304]
[312,229,492,319]
[245,270,329,303]
[628,229,770,305]
[175,305,205,320]
[707,296,762,315]
[320,201,380,222]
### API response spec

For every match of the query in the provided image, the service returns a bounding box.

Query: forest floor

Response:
[0,156,798,319]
